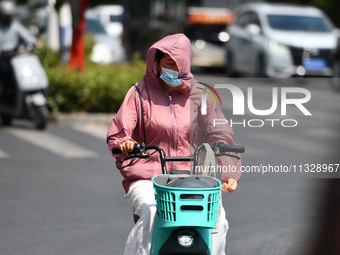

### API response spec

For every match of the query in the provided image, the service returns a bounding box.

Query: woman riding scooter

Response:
[0,0,38,91]
[0,0,48,129]
[107,33,242,255]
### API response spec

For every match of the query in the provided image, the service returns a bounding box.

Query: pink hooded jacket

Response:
[107,34,241,193]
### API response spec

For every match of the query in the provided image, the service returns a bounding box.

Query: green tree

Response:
[313,0,340,27]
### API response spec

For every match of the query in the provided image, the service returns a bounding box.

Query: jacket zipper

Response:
[169,95,177,171]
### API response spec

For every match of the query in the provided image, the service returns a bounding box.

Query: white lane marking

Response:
[253,132,328,154]
[71,124,108,140]
[5,128,97,158]
[305,127,339,139]
[0,149,9,158]
[304,109,340,123]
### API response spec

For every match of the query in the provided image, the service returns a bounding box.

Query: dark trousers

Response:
[0,58,15,106]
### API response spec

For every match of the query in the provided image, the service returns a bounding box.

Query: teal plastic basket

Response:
[152,175,222,229]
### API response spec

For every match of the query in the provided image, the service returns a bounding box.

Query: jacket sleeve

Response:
[15,21,37,45]
[107,86,139,155]
[197,95,242,182]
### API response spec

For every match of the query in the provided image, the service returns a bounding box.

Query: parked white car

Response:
[86,17,126,64]
[85,5,124,39]
[226,3,339,78]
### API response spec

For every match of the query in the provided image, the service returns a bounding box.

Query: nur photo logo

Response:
[198,82,223,115]
[198,83,312,128]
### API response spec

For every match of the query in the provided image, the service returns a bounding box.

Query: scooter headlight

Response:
[22,66,32,77]
[177,231,194,248]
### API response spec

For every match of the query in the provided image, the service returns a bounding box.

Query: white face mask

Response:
[159,67,183,88]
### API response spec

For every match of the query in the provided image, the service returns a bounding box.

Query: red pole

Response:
[69,0,88,72]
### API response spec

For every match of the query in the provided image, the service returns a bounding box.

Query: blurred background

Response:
[6,0,340,115]
[1,0,339,255]
[0,0,338,117]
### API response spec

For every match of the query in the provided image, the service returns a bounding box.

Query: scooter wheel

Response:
[1,114,12,126]
[33,105,48,130]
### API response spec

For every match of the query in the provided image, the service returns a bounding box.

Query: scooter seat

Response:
[166,177,213,188]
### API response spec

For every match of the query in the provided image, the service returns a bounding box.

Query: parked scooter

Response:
[113,142,244,254]
[0,44,49,129]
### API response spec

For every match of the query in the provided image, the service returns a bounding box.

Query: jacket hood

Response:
[144,33,194,90]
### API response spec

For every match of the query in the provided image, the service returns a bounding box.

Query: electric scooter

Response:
[0,45,49,129]
[112,142,244,254]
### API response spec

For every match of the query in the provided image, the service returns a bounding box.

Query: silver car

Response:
[85,17,126,64]
[226,3,339,78]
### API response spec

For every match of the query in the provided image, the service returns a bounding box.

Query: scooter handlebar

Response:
[111,143,143,155]
[217,142,245,153]
[112,142,245,155]
[0,44,36,59]
[111,147,122,154]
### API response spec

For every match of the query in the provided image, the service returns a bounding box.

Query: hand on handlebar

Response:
[221,178,238,193]
[18,45,26,53]
[119,140,135,155]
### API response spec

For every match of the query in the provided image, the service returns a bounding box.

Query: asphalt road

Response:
[0,75,339,255]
